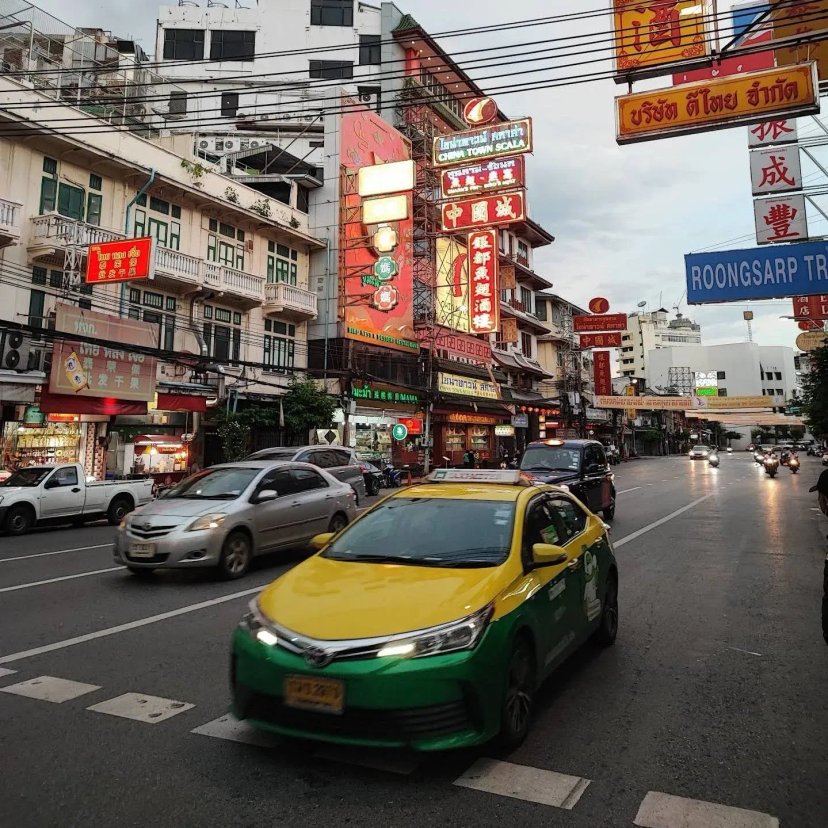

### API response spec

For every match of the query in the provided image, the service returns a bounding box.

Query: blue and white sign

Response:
[686,240,828,304]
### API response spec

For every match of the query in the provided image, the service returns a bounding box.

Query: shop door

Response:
[41,466,85,518]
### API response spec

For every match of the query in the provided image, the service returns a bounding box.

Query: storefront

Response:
[126,435,189,486]
[1,407,84,468]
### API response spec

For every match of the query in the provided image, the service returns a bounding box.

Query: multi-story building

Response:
[619,309,702,379]
[0,17,323,479]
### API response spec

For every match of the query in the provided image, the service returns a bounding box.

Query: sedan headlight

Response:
[187,513,227,532]
[376,604,494,659]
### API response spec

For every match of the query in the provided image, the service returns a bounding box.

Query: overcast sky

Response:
[30,0,819,351]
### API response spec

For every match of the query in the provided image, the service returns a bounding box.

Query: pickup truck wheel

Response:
[5,505,33,536]
[218,531,251,580]
[107,497,133,526]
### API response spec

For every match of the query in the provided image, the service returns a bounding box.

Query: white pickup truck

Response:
[0,463,154,535]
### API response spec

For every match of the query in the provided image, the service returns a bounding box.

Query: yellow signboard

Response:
[693,395,785,410]
[613,0,708,78]
[795,330,828,352]
[595,395,691,411]
[616,63,819,145]
[772,0,828,83]
[438,372,500,400]
[435,237,469,333]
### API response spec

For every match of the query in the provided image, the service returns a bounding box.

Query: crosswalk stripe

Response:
[634,791,779,828]
[0,667,17,678]
[0,675,101,703]
[453,758,590,810]
[191,713,277,747]
[87,692,194,724]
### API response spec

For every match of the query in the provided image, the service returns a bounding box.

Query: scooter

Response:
[708,453,720,468]
[764,454,780,478]
[789,455,800,474]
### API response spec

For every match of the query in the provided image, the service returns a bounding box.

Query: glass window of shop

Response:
[2,420,83,469]
[207,218,245,270]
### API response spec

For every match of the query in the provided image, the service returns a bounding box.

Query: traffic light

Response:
[0,328,32,371]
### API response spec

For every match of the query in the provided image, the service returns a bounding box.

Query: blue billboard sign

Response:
[685,241,828,304]
[731,3,769,41]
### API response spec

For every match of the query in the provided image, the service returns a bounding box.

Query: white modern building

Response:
[620,309,702,379]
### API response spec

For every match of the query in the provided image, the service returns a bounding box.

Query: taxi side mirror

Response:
[310,532,336,551]
[529,543,569,570]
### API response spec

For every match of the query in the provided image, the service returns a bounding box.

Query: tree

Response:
[802,345,828,439]
[723,431,742,446]
[217,415,249,462]
[282,378,337,444]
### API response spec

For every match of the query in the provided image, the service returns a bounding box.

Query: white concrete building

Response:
[620,309,702,379]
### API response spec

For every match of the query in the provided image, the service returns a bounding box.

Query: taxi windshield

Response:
[322,497,515,568]
[520,446,581,472]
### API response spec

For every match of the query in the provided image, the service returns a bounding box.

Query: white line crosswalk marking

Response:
[453,758,590,810]
[634,791,779,828]
[192,713,277,747]
[0,667,17,678]
[87,693,194,724]
[0,675,100,703]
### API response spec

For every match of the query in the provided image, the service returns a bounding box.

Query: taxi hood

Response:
[259,554,506,640]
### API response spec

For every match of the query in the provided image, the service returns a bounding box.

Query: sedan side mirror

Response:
[529,543,569,570]
[310,532,335,551]
[254,489,278,504]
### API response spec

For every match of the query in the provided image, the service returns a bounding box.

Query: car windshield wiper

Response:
[419,559,500,569]
[325,553,424,565]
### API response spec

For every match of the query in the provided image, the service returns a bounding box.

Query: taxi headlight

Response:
[187,513,227,532]
[376,604,494,659]
[240,599,278,646]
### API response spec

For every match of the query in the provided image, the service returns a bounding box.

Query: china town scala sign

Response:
[432,119,533,167]
[616,62,819,145]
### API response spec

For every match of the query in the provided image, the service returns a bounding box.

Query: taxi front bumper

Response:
[230,621,511,751]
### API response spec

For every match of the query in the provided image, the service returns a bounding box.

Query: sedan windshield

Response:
[323,497,515,568]
[520,446,581,472]
[164,468,260,500]
[694,446,711,452]
[1,468,52,487]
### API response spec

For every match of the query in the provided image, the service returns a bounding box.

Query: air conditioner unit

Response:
[248,139,264,148]
[222,138,242,152]
[198,139,211,150]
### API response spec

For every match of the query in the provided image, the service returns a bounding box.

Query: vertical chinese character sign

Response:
[753,194,808,244]
[750,146,802,195]
[467,230,499,335]
[593,351,613,397]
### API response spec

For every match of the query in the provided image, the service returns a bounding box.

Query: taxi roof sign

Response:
[428,469,530,485]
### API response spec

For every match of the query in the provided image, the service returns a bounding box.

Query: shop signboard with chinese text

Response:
[86,237,155,284]
[579,332,623,349]
[593,351,613,397]
[416,327,492,366]
[398,417,423,435]
[595,395,696,411]
[749,119,798,146]
[351,384,419,405]
[750,146,802,194]
[613,0,709,80]
[753,194,808,244]
[340,104,417,354]
[686,240,828,303]
[793,294,828,320]
[50,304,157,402]
[440,156,525,199]
[435,236,469,333]
[432,119,533,167]
[772,0,828,83]
[616,63,819,145]
[441,191,526,233]
[500,317,519,344]
[468,229,500,334]
[573,313,628,333]
[438,372,500,400]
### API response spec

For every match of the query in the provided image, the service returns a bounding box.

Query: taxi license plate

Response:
[284,675,344,715]
[129,542,156,559]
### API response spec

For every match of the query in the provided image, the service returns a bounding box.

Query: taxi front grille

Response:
[241,692,474,742]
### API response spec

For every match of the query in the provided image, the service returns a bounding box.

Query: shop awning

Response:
[493,351,555,378]
[38,392,148,416]
[156,393,208,413]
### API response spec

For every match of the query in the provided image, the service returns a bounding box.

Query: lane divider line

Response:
[0,544,111,564]
[0,584,266,665]
[617,487,642,495]
[634,791,778,828]
[614,494,714,549]
[0,567,123,593]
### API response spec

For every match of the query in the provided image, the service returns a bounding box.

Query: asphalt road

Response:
[1,455,826,827]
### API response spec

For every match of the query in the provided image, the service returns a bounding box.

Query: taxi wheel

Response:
[594,574,619,647]
[499,636,535,750]
[218,531,252,580]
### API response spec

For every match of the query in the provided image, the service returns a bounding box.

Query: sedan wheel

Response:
[328,513,348,534]
[218,531,251,580]
[499,637,535,750]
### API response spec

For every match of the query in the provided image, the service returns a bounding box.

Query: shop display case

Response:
[2,422,82,467]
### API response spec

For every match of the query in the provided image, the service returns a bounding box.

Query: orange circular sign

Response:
[463,97,498,126]
[588,297,610,314]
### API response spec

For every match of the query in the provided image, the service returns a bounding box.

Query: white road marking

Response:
[0,544,110,564]
[727,646,763,657]
[618,487,642,494]
[0,584,265,665]
[454,758,590,810]
[0,567,123,593]
[614,494,714,549]
[88,693,194,723]
[0,667,16,677]
[0,675,100,703]
[634,791,778,828]
[192,714,277,748]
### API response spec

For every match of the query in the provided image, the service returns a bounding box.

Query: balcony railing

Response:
[0,197,23,247]
[264,281,318,321]
[30,213,124,248]
[204,263,265,305]
[155,246,202,284]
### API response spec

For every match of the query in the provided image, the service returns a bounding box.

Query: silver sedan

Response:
[114,461,357,579]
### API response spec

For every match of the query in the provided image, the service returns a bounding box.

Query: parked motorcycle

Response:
[764,454,780,478]
[789,455,801,474]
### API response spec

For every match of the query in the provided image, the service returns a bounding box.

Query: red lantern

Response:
[520,406,527,412]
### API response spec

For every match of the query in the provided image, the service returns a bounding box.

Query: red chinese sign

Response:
[415,328,492,365]
[50,304,158,402]
[580,332,623,349]
[753,194,808,244]
[441,192,526,233]
[573,313,628,333]
[588,297,611,314]
[593,351,613,397]
[749,119,798,146]
[86,237,155,284]
[793,294,828,320]
[468,230,500,334]
[398,417,424,435]
[440,156,525,199]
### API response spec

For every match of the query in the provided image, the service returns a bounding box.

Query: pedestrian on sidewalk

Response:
[809,468,828,521]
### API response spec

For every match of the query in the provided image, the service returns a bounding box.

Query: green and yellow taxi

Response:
[231,469,619,751]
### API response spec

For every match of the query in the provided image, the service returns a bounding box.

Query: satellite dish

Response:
[637,301,647,308]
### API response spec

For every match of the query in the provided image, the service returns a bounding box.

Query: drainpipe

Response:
[119,168,157,317]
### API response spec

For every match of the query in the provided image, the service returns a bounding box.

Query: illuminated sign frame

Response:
[432,119,533,168]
